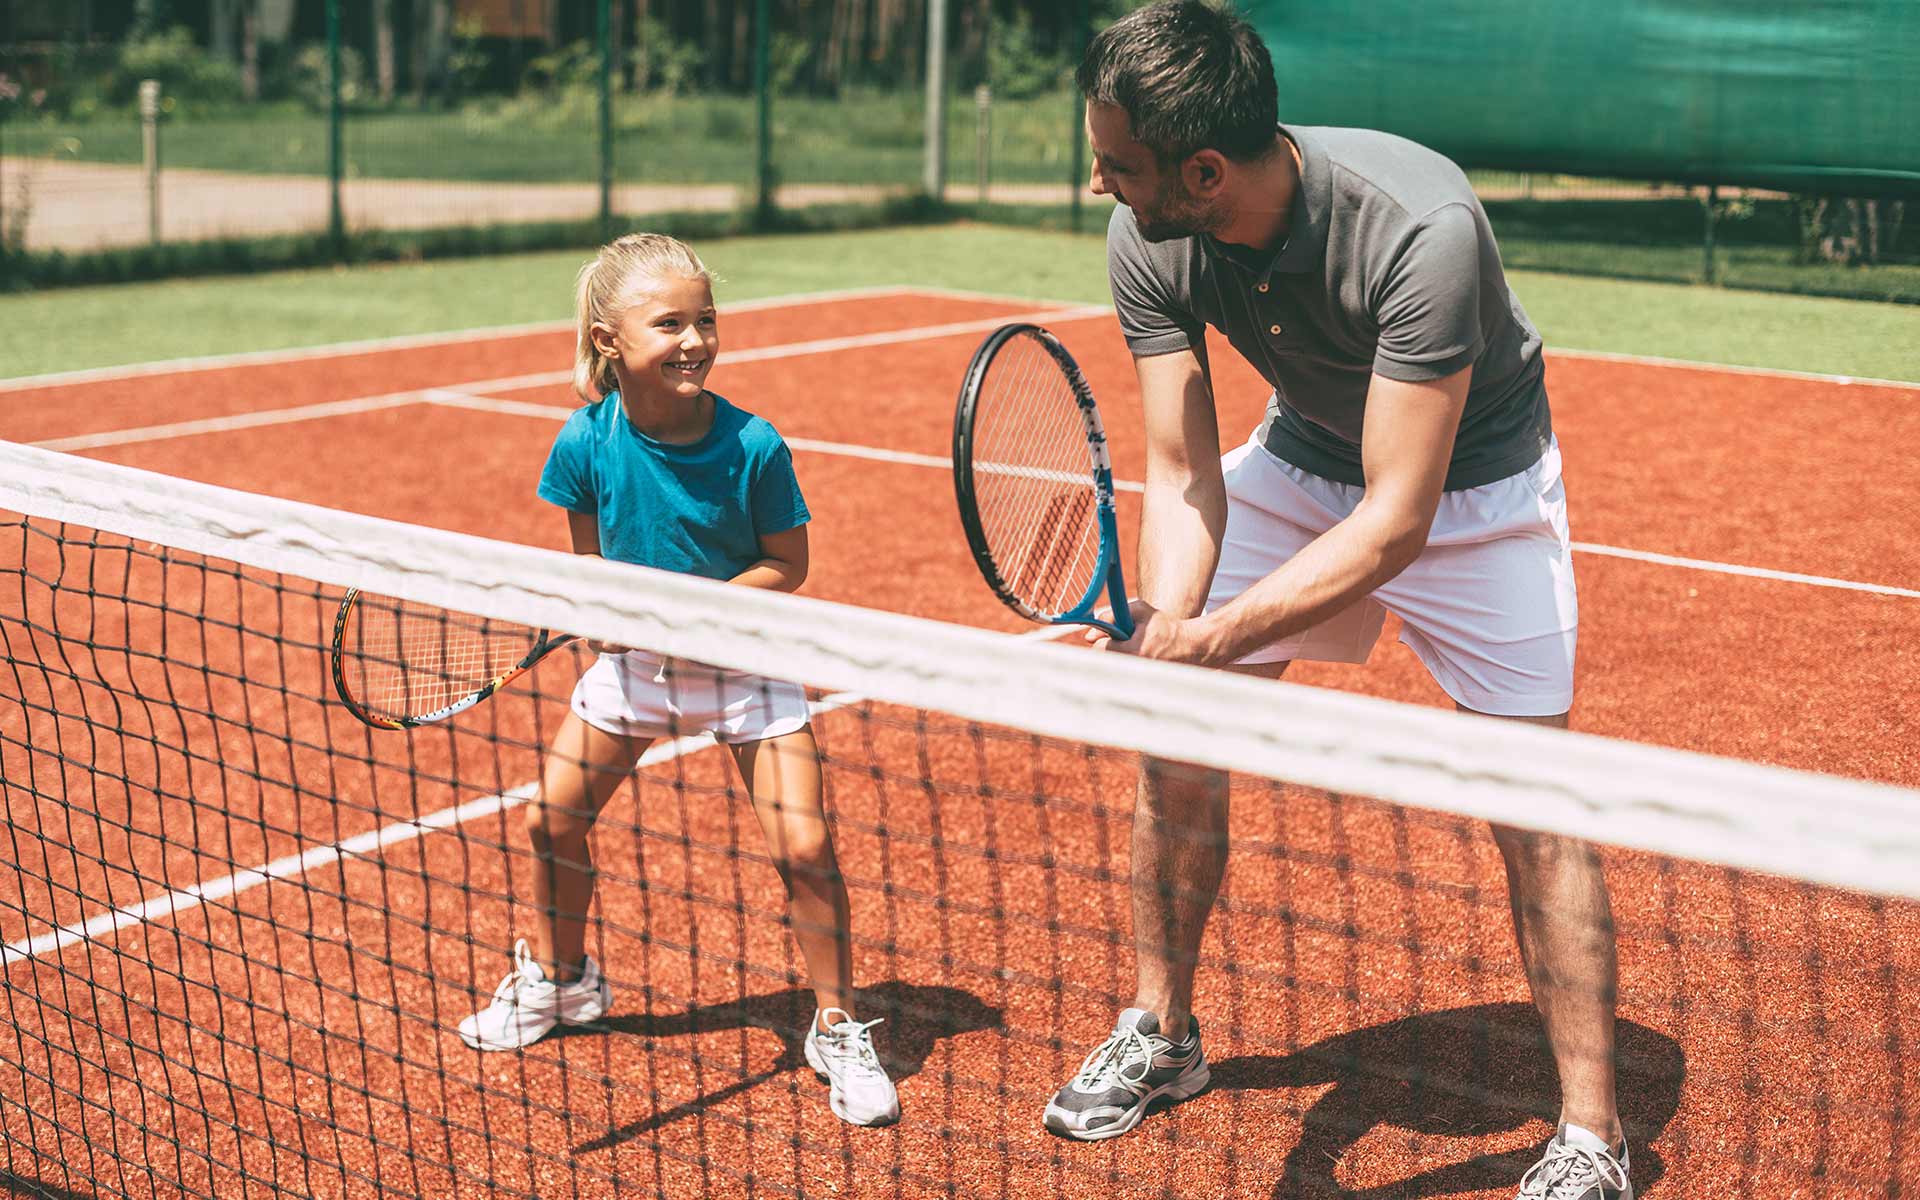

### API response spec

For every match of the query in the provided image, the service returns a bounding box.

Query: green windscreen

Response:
[1240,0,1920,196]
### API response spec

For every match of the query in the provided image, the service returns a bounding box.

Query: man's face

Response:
[1084,101,1219,242]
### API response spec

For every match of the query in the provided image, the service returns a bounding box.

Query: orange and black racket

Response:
[330,589,574,729]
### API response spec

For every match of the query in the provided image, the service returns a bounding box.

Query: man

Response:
[1043,4,1630,1198]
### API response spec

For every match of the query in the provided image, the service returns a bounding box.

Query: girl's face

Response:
[593,274,718,406]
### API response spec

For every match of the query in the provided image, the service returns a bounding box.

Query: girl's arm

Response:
[730,525,809,593]
[566,509,603,557]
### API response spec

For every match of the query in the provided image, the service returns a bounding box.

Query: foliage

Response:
[629,20,707,96]
[0,73,44,125]
[288,43,370,113]
[522,41,601,94]
[108,27,243,111]
[769,33,815,96]
[448,18,495,100]
[987,11,1073,100]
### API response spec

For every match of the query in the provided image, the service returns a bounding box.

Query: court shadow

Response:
[569,980,1000,1154]
[0,1170,100,1200]
[1203,1003,1684,1199]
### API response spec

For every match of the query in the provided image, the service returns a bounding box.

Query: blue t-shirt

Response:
[537,391,809,581]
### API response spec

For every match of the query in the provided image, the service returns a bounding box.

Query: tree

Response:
[239,0,259,101]
[374,0,396,103]
[413,0,452,104]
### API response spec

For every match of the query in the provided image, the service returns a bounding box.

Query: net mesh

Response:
[2,445,1916,1200]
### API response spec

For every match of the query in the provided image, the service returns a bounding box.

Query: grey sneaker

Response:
[1042,1008,1210,1140]
[1516,1128,1633,1200]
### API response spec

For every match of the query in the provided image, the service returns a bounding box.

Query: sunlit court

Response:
[2,3,1916,1200]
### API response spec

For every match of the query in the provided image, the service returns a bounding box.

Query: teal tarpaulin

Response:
[1239,0,1920,195]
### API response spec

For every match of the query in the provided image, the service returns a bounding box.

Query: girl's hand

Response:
[587,639,633,657]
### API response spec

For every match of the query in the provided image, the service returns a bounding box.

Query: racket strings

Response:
[343,597,535,718]
[970,337,1104,617]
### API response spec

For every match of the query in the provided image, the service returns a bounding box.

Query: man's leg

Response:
[1130,755,1230,1040]
[1134,659,1287,1037]
[1043,660,1287,1140]
[1480,707,1623,1147]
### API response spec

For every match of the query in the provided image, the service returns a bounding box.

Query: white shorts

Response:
[1206,434,1578,717]
[570,651,812,744]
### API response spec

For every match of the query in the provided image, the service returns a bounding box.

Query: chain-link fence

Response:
[1,1,1912,300]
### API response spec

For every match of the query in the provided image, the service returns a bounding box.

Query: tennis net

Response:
[2,441,1915,1200]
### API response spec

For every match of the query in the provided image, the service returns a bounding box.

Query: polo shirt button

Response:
[1257,282,1269,293]
[1269,324,1283,335]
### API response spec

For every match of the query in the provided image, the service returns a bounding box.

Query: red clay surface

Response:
[1,287,1915,1200]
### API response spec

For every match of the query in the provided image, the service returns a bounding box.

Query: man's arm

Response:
[1132,346,1227,620]
[1111,364,1470,666]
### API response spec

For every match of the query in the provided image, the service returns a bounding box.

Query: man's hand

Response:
[1085,599,1212,664]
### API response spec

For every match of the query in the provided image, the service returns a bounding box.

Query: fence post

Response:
[1701,184,1720,284]
[140,80,162,246]
[326,0,344,257]
[974,83,992,209]
[599,0,613,237]
[923,0,949,200]
[1068,0,1089,232]
[754,0,773,222]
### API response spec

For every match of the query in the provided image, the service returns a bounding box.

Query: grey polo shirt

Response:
[1108,124,1551,491]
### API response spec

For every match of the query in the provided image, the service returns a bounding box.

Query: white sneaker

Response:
[457,939,612,1051]
[802,1007,900,1126]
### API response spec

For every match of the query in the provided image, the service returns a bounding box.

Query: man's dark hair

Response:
[1076,0,1279,164]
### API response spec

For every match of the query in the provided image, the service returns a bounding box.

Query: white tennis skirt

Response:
[570,650,812,744]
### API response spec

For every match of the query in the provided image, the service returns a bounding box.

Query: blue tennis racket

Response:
[952,323,1133,640]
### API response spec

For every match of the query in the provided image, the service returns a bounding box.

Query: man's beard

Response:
[1132,182,1220,243]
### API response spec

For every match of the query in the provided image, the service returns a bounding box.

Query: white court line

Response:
[27,297,1916,596]
[426,393,1919,601]
[446,305,1117,395]
[1570,543,1920,599]
[33,392,426,454]
[917,284,1920,392]
[3,624,1077,966]
[29,305,1114,453]
[1548,347,1919,393]
[0,285,970,395]
[6,710,786,964]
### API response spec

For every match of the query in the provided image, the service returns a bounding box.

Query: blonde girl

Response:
[457,233,897,1127]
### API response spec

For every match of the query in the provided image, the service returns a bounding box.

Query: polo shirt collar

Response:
[1204,123,1330,279]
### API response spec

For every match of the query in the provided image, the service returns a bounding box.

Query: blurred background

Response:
[1,0,1913,301]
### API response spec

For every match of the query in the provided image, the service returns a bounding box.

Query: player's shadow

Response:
[1204,1002,1684,1199]
[0,1171,99,1200]
[568,980,1000,1155]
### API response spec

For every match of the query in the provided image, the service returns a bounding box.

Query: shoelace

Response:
[489,944,548,1010]
[820,1017,887,1076]
[1517,1140,1625,1200]
[1073,1024,1157,1090]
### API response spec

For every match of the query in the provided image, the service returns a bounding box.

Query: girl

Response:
[457,233,898,1128]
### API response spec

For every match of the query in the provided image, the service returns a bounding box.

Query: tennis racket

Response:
[952,323,1133,640]
[330,589,575,730]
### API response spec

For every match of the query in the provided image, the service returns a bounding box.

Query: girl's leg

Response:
[528,712,647,981]
[730,726,852,1023]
